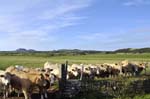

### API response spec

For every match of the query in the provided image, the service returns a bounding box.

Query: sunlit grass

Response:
[0,53,150,69]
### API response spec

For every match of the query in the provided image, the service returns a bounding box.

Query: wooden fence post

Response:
[80,65,84,81]
[59,63,67,93]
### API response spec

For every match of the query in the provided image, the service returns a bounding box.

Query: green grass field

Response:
[1,53,150,99]
[0,53,150,70]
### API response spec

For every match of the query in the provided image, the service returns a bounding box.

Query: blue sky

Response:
[0,0,150,51]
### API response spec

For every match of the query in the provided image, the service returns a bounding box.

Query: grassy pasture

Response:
[0,53,150,70]
[0,53,150,99]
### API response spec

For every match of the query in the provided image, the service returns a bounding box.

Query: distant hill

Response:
[14,47,150,55]
[16,48,36,52]
[114,48,150,53]
[0,48,150,57]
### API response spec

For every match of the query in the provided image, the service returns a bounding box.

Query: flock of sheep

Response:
[0,60,147,99]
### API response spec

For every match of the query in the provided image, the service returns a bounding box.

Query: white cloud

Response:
[0,0,92,50]
[78,33,107,40]
[75,27,150,50]
[38,2,88,20]
[123,0,150,6]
